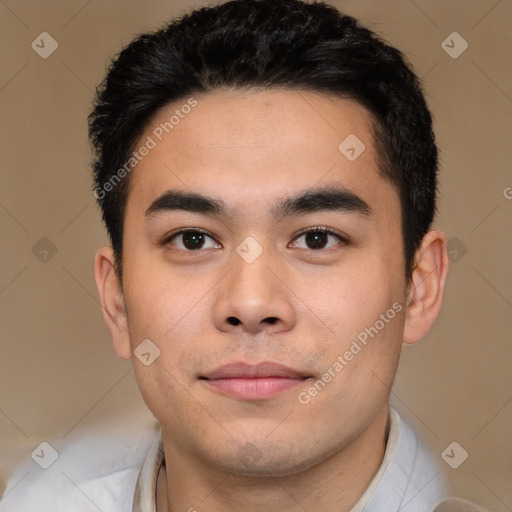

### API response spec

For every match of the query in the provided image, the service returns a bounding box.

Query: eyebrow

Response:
[145,185,372,221]
[272,186,372,221]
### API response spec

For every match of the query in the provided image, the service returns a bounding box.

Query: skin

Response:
[94,89,449,512]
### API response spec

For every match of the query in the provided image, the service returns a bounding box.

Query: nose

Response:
[213,247,296,336]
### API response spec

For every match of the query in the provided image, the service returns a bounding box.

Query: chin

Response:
[209,440,337,478]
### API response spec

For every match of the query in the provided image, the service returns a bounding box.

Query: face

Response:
[115,89,410,476]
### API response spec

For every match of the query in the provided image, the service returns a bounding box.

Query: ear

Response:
[403,230,449,345]
[93,246,131,359]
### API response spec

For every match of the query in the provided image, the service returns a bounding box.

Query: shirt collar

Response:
[132,434,164,512]
[362,408,444,512]
[348,406,401,512]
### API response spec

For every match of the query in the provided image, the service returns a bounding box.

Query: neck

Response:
[157,404,390,512]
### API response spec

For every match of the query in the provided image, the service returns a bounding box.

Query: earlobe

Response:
[403,230,450,345]
[93,246,131,360]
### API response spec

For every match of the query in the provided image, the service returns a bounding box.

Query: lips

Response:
[202,361,310,379]
[200,362,311,399]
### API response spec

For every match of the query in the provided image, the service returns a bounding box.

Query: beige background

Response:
[1,0,511,509]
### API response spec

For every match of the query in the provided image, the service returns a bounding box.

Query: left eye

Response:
[291,229,343,250]
[167,230,220,251]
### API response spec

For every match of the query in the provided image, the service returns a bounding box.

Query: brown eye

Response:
[292,228,345,250]
[167,230,220,251]
[304,231,329,249]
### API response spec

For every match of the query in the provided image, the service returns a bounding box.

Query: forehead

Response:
[126,88,396,218]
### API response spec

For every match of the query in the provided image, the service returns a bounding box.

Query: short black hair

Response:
[89,0,438,282]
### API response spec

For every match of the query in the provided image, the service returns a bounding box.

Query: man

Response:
[1,0,486,511]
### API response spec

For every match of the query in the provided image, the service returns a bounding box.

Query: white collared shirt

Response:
[2,408,449,512]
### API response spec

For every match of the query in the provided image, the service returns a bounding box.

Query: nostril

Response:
[227,317,241,326]
[264,317,278,324]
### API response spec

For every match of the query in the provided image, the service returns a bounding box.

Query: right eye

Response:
[165,229,222,252]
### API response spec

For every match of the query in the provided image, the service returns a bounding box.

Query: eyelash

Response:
[162,226,348,252]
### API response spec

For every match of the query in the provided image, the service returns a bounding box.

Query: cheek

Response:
[298,261,401,336]
[122,255,210,343]
[300,259,406,395]
[122,262,214,401]
[131,355,204,445]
